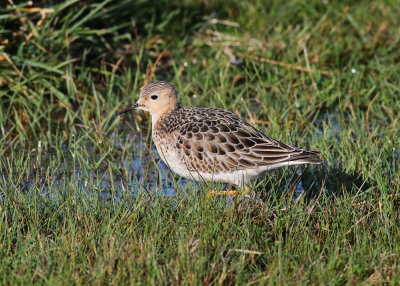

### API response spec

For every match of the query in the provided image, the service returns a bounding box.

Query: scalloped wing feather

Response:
[174,108,321,173]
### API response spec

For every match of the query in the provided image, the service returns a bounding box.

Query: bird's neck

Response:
[151,105,180,131]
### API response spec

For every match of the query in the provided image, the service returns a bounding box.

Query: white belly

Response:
[155,142,257,186]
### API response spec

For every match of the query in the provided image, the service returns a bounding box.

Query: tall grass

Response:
[0,0,399,284]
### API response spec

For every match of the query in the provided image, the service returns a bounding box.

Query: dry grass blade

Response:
[237,52,333,75]
[144,49,167,88]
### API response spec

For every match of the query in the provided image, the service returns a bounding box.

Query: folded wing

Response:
[175,108,321,173]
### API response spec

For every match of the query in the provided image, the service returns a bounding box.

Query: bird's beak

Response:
[118,103,139,115]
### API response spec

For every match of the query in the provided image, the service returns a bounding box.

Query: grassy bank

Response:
[0,0,399,284]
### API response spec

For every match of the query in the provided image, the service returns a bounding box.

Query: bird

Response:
[118,81,322,195]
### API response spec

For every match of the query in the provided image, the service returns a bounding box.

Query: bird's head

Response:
[118,81,179,117]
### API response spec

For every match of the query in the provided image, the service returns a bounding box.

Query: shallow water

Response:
[7,109,397,202]
[0,132,318,202]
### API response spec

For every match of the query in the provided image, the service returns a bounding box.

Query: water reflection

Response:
[0,135,323,202]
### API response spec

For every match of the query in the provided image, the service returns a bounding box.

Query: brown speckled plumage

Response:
[119,81,322,187]
[154,107,320,173]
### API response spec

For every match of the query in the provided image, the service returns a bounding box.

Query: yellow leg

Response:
[207,189,238,198]
[206,186,250,198]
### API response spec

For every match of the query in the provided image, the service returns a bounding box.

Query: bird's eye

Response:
[151,95,158,100]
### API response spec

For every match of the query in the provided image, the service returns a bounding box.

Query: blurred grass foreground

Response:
[0,0,399,284]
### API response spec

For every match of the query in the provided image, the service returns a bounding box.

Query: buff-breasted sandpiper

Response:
[119,81,322,195]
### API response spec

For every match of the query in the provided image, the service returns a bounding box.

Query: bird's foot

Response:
[207,190,238,198]
[206,186,250,198]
